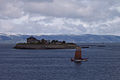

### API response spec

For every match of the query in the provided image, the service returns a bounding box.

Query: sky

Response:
[0,0,120,35]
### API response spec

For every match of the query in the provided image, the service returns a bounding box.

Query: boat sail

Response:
[71,47,88,62]
[74,47,82,60]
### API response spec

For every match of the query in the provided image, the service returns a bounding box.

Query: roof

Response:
[27,36,37,40]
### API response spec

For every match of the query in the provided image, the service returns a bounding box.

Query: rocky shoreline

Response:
[14,43,77,49]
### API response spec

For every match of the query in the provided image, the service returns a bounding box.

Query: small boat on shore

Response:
[71,47,88,63]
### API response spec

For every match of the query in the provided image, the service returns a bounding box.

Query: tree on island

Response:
[41,39,47,44]
[51,40,56,44]
[62,41,66,44]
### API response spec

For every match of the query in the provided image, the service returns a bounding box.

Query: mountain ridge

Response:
[0,33,120,43]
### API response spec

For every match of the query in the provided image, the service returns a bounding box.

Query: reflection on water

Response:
[0,43,120,80]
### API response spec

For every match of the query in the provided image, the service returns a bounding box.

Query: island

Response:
[14,36,78,49]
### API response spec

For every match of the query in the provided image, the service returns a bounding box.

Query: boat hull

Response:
[71,58,88,62]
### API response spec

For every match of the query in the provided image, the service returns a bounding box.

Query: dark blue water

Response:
[0,43,120,80]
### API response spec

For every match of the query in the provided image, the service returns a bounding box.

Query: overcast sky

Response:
[0,0,120,35]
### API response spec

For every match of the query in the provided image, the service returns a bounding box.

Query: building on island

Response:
[27,36,66,44]
[15,36,77,49]
[27,36,39,44]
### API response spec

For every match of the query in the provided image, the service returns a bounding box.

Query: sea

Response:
[0,43,120,80]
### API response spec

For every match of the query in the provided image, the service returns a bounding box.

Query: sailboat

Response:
[71,47,88,62]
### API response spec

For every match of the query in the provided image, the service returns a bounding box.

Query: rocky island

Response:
[14,36,77,49]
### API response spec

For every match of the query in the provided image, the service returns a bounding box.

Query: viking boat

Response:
[71,47,88,62]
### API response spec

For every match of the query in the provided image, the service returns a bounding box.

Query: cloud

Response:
[23,0,94,19]
[0,0,120,35]
[0,0,24,19]
[24,0,53,2]
[22,0,120,22]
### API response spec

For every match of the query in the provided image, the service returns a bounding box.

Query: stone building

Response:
[27,36,39,44]
[27,36,66,44]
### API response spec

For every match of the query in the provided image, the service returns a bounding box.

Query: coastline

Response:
[14,43,77,49]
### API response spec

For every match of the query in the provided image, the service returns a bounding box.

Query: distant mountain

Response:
[0,33,120,43]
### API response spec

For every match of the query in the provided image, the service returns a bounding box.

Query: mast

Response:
[74,47,82,59]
